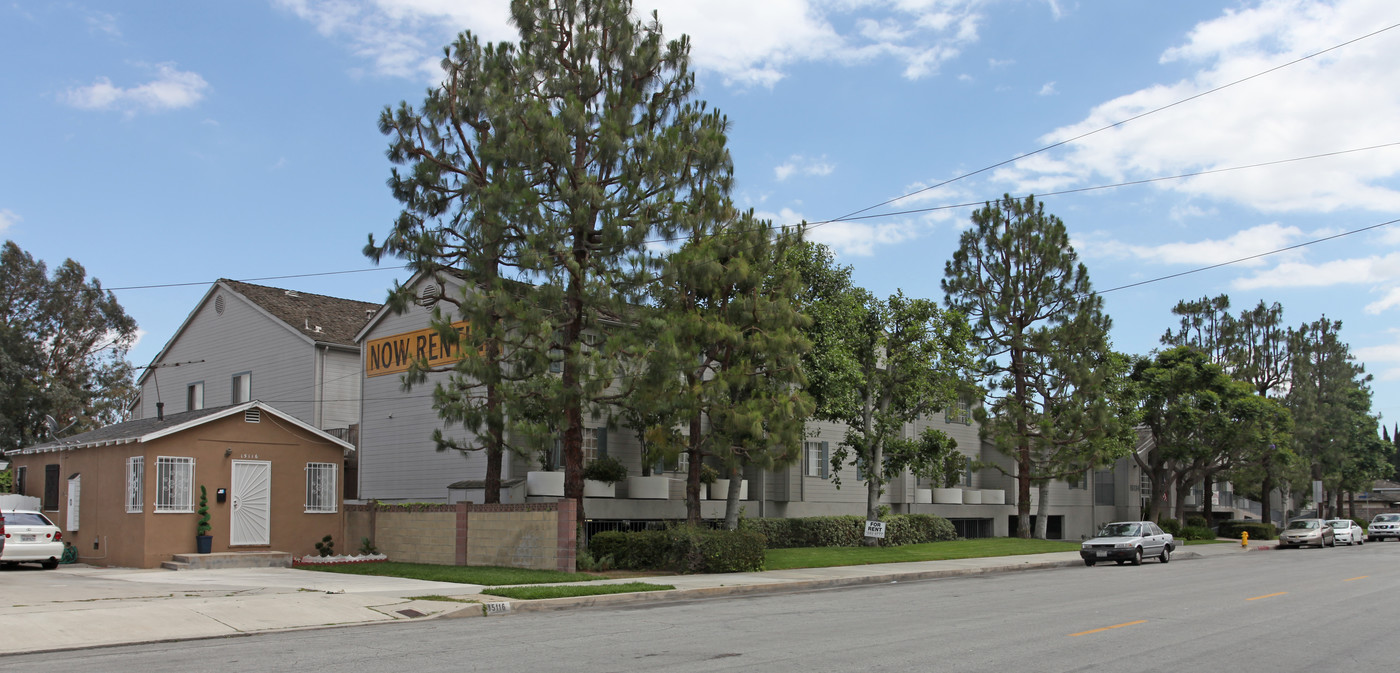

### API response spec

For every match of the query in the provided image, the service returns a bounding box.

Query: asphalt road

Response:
[5,541,1398,673]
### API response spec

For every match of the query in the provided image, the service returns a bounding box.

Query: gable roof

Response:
[6,401,355,455]
[220,279,380,347]
[137,279,381,386]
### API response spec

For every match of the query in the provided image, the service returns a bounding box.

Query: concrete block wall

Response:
[346,500,576,572]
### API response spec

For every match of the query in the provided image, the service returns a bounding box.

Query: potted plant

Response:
[526,442,565,497]
[699,463,718,500]
[712,465,748,501]
[932,453,964,504]
[195,485,213,554]
[582,455,627,498]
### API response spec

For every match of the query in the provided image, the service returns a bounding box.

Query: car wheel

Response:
[1327,536,1335,548]
[1084,559,1095,567]
[41,559,58,570]
[1131,548,1143,566]
[1159,546,1171,564]
[1359,537,1364,545]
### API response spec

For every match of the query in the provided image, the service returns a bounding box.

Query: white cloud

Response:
[757,206,923,257]
[1078,222,1305,267]
[63,63,209,113]
[1232,251,1400,290]
[85,10,120,37]
[1365,286,1400,314]
[0,209,19,234]
[276,0,989,86]
[995,0,1400,213]
[1355,332,1400,382]
[1038,81,1056,96]
[774,154,835,181]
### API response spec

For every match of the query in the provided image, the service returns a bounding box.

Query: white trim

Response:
[305,462,338,513]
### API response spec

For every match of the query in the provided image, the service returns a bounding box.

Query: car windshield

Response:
[1375,514,1400,523]
[1328,521,1348,529]
[1100,523,1141,537]
[2,512,52,526]
[1287,520,1318,530]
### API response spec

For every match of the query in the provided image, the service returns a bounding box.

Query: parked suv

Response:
[1368,513,1400,541]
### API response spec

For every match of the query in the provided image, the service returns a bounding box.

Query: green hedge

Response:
[1178,525,1214,541]
[587,527,766,574]
[1156,518,1182,536]
[740,514,957,549]
[1218,520,1276,540]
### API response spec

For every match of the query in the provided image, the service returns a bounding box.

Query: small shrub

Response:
[582,455,628,484]
[1218,520,1276,540]
[588,526,765,573]
[196,485,212,537]
[1185,516,1210,529]
[1178,525,1215,541]
[741,514,956,549]
[699,463,719,485]
[1156,518,1182,537]
[358,537,378,556]
[315,534,335,557]
[1351,517,1368,532]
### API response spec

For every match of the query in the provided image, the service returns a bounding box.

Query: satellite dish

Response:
[43,414,77,438]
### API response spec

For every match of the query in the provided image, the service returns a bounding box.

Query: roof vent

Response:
[244,408,261,423]
[285,290,300,298]
[417,284,439,306]
[314,325,322,333]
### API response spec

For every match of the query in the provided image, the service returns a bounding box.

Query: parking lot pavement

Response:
[0,564,487,655]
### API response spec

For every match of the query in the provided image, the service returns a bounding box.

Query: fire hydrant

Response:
[1241,530,1249,548]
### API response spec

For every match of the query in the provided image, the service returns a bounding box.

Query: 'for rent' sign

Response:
[365,322,470,377]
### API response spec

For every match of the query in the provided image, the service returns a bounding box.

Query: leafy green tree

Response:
[1286,317,1371,518]
[942,195,1129,538]
[821,291,974,542]
[648,212,812,527]
[0,241,136,451]
[367,0,732,517]
[1129,346,1241,523]
[367,30,537,503]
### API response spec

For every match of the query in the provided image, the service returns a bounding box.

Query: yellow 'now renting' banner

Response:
[364,321,469,377]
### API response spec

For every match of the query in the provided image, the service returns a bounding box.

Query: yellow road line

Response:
[1344,576,1368,582]
[1068,620,1148,637]
[1247,592,1287,601]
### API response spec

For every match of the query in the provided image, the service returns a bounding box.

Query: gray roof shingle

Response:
[221,279,380,347]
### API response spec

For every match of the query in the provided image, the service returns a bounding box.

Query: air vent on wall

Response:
[215,295,225,315]
[417,284,440,306]
[244,408,261,423]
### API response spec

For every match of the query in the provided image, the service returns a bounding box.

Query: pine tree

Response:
[942,195,1132,538]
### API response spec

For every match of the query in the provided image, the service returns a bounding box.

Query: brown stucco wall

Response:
[6,409,347,569]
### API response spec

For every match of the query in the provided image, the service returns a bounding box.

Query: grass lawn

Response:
[297,561,598,585]
[481,582,675,600]
[1185,539,1233,545]
[765,538,1080,570]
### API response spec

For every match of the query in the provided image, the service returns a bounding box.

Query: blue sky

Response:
[3,0,1399,426]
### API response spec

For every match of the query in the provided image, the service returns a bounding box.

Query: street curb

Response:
[447,550,1209,619]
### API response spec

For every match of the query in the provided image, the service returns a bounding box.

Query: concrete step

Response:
[165,551,294,570]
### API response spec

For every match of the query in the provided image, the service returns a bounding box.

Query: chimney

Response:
[157,402,165,421]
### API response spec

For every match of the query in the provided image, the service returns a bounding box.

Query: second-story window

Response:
[187,381,204,411]
[232,372,252,404]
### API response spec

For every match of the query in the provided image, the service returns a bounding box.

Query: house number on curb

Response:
[485,602,511,615]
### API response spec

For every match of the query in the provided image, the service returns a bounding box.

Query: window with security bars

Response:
[126,457,144,513]
[305,462,337,513]
[155,457,194,512]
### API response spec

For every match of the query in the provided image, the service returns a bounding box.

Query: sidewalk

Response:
[0,540,1272,656]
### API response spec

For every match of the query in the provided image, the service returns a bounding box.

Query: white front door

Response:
[230,460,271,546]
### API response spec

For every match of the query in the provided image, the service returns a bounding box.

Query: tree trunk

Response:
[1171,472,1189,523]
[1201,475,1215,523]
[1016,443,1032,538]
[1260,472,1274,527]
[685,414,703,525]
[722,463,743,530]
[1034,482,1050,539]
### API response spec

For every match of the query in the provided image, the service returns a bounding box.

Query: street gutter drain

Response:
[397,609,426,618]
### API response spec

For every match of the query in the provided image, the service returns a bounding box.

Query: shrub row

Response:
[587,526,766,574]
[1218,520,1276,540]
[740,514,957,549]
[1177,525,1215,541]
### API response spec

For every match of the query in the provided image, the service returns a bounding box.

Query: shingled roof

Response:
[220,279,380,347]
[7,402,355,455]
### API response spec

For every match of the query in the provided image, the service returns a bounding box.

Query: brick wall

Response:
[347,500,576,571]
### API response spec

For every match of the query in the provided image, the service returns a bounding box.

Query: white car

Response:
[1368,513,1400,541]
[1326,519,1365,546]
[0,510,64,570]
